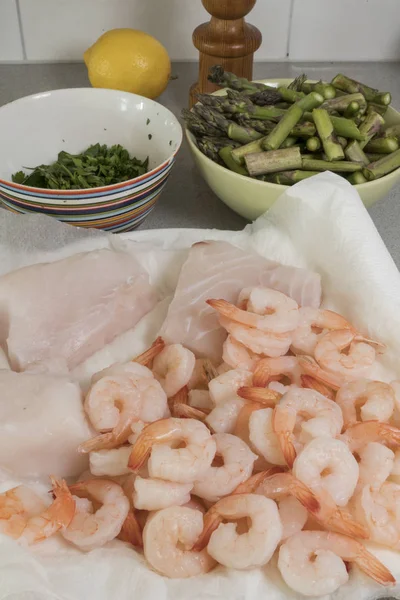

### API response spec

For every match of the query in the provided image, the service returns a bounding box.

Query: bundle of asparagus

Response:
[183,66,400,186]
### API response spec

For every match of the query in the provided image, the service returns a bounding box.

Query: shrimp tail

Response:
[297,356,343,391]
[192,508,222,552]
[133,336,165,367]
[252,360,272,387]
[322,508,369,540]
[118,510,143,548]
[168,386,189,411]
[288,478,321,514]
[172,404,208,422]
[78,431,124,454]
[233,467,284,495]
[237,387,281,406]
[202,359,219,383]
[273,406,297,469]
[48,476,76,530]
[127,437,152,472]
[300,375,335,400]
[206,299,240,321]
[353,547,395,586]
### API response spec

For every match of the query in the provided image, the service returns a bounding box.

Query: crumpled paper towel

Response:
[0,172,399,600]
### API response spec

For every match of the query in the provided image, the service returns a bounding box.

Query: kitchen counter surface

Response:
[0,61,399,266]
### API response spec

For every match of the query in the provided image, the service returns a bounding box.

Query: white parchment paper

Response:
[0,172,399,600]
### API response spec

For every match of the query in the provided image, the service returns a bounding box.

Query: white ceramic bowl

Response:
[0,88,182,231]
[186,78,400,221]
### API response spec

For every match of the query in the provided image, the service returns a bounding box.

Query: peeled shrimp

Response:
[252,356,302,387]
[278,530,395,596]
[219,316,293,357]
[291,307,354,356]
[336,379,395,428]
[143,506,215,578]
[357,442,395,491]
[341,420,400,453]
[193,433,257,502]
[89,447,132,477]
[205,369,252,434]
[62,479,129,551]
[152,344,196,398]
[273,388,344,467]
[353,482,400,549]
[293,437,359,507]
[248,407,287,466]
[205,399,246,434]
[314,329,379,381]
[222,335,258,370]
[132,476,193,511]
[278,496,308,540]
[0,477,75,545]
[208,288,299,333]
[128,418,216,483]
[194,493,282,569]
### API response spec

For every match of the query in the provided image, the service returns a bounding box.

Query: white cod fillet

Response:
[160,241,321,362]
[0,248,158,371]
[0,370,92,478]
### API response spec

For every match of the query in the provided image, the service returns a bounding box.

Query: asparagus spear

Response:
[306,137,322,152]
[344,101,360,118]
[330,116,365,141]
[280,136,299,148]
[193,105,263,143]
[288,74,308,91]
[347,172,368,184]
[367,103,388,117]
[208,65,265,92]
[192,105,231,133]
[219,146,248,175]
[245,147,302,176]
[337,136,348,149]
[366,153,386,162]
[263,92,323,151]
[291,122,317,138]
[249,89,284,106]
[182,109,224,138]
[380,124,400,141]
[321,93,367,115]
[344,140,369,166]
[302,158,363,172]
[301,80,336,99]
[278,87,305,103]
[363,149,400,180]
[271,170,321,185]
[358,111,385,149]
[364,137,399,154]
[196,138,222,162]
[235,116,275,135]
[331,74,391,106]
[231,138,265,164]
[313,108,345,161]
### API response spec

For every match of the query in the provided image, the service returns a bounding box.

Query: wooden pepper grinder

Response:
[189,0,262,106]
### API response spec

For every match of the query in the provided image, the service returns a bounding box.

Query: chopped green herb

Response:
[148,134,152,140]
[146,118,151,125]
[11,143,149,190]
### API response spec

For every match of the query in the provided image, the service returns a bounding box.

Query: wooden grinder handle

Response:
[189,0,262,106]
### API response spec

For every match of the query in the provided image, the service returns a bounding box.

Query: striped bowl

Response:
[0,88,182,232]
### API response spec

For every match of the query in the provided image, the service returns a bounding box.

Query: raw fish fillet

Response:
[0,371,92,478]
[0,248,158,371]
[160,241,321,362]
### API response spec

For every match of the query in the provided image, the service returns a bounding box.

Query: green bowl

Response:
[186,78,400,221]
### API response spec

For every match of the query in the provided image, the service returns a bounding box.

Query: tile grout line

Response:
[285,0,295,58]
[15,0,27,61]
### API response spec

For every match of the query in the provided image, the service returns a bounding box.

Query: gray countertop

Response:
[0,61,399,266]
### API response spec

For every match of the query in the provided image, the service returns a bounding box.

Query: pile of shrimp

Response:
[3,287,400,597]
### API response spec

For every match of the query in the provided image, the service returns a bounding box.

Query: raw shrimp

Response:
[219,316,293,357]
[222,335,258,370]
[89,447,132,477]
[293,437,359,507]
[205,398,246,434]
[353,482,400,549]
[62,479,129,551]
[291,307,354,356]
[336,380,395,428]
[278,530,395,596]
[0,477,75,544]
[152,344,196,398]
[128,418,216,483]
[132,476,193,511]
[273,388,344,468]
[314,329,380,381]
[192,433,257,502]
[193,493,282,569]
[207,288,299,333]
[357,442,395,491]
[341,421,400,453]
[143,506,215,578]
[248,407,287,466]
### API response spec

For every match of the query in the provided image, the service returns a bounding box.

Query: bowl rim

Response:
[186,77,400,190]
[0,87,183,198]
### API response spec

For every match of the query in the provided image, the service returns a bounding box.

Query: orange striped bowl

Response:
[0,88,182,231]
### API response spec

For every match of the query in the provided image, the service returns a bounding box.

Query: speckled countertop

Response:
[0,61,399,267]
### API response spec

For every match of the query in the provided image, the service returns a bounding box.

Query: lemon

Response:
[84,29,171,99]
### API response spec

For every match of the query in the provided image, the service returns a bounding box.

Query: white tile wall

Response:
[0,0,24,61]
[1,0,400,62]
